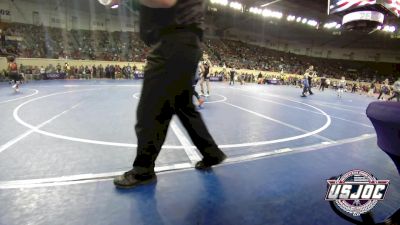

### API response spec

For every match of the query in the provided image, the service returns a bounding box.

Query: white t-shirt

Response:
[326,79,331,85]
[339,80,346,88]
[194,63,201,80]
[394,80,400,92]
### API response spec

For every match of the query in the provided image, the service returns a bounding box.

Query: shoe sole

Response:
[114,177,157,189]
[195,155,227,170]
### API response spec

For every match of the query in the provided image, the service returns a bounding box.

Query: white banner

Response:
[342,10,385,24]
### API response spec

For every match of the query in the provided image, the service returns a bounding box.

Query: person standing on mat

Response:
[200,54,212,96]
[368,81,376,98]
[388,77,400,102]
[377,78,389,100]
[229,67,235,86]
[7,55,21,92]
[301,71,311,97]
[319,74,326,92]
[114,0,226,189]
[193,62,205,107]
[305,65,316,95]
[337,76,346,99]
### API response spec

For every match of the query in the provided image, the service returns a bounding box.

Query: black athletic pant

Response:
[308,79,314,95]
[193,87,200,100]
[377,91,384,100]
[230,75,234,85]
[319,82,326,91]
[133,31,224,174]
[388,92,400,102]
[302,86,309,96]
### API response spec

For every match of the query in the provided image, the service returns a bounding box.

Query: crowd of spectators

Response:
[1,22,399,83]
[205,39,398,82]
[0,62,142,81]
[1,23,148,62]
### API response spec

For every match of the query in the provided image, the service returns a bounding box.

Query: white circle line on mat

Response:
[0,89,39,104]
[132,93,228,104]
[14,88,331,149]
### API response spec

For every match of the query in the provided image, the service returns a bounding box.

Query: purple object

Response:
[367,101,400,173]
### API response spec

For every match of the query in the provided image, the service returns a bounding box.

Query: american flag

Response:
[329,0,377,14]
[384,0,400,17]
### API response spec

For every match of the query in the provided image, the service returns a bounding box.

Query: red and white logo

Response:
[330,0,377,14]
[384,0,400,17]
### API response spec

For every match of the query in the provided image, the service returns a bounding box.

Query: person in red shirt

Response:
[7,55,21,92]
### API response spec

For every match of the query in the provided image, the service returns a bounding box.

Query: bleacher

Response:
[1,22,399,82]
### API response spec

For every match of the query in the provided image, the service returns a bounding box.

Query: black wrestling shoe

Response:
[195,153,227,170]
[113,169,157,189]
[384,208,400,225]
[301,94,307,97]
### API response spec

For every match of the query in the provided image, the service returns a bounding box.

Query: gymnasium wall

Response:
[0,57,145,71]
[1,57,372,86]
[0,57,285,77]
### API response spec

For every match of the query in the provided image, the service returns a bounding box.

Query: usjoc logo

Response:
[325,170,390,216]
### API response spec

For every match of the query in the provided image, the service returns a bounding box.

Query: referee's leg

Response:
[133,47,174,173]
[176,97,225,163]
[166,33,225,166]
